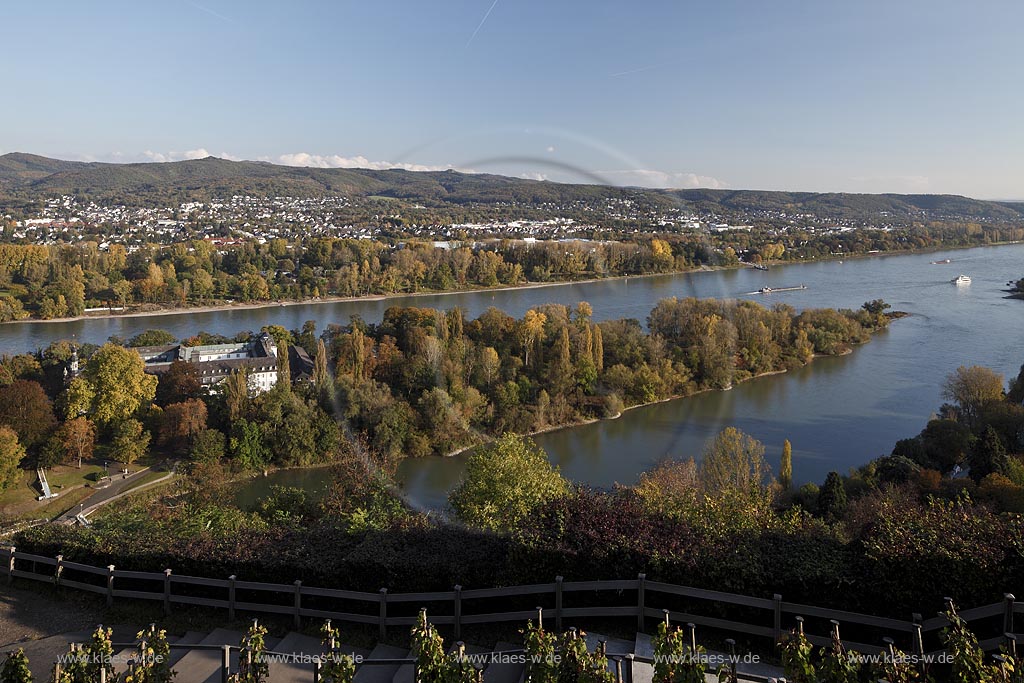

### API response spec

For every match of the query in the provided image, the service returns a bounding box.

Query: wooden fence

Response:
[5,546,1022,658]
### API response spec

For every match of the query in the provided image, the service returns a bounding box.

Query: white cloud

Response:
[276,152,462,173]
[141,149,214,163]
[519,172,549,181]
[601,169,727,189]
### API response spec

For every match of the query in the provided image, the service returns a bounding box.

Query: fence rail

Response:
[4,546,1019,658]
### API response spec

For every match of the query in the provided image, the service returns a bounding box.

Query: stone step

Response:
[1,633,84,683]
[482,641,525,683]
[632,633,654,683]
[634,632,784,682]
[167,630,209,668]
[354,643,408,683]
[267,632,328,683]
[170,628,241,683]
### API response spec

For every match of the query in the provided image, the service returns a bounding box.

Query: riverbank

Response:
[1,270,700,326]
[5,239,1017,327]
[434,339,868,463]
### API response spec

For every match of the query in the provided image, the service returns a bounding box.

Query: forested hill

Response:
[2,152,1022,222]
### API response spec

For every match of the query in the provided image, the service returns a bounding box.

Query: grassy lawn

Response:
[0,464,105,517]
[48,464,105,489]
[35,486,94,520]
[122,469,169,491]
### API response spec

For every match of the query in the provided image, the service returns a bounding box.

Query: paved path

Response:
[55,463,176,523]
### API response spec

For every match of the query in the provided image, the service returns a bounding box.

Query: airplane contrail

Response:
[183,0,233,24]
[466,0,500,47]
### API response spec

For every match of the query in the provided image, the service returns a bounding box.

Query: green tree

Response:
[0,427,25,491]
[817,471,847,520]
[449,433,569,531]
[111,419,150,465]
[127,329,177,347]
[230,419,271,470]
[313,338,330,387]
[190,429,226,462]
[780,439,793,490]
[81,344,158,427]
[969,426,1010,483]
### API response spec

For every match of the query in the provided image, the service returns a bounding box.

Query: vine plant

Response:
[522,618,558,683]
[320,620,356,683]
[0,649,32,683]
[124,623,175,683]
[651,617,706,683]
[228,620,269,683]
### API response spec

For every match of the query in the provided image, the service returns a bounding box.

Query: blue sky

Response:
[2,0,1022,197]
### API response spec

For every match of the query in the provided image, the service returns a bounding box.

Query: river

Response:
[3,244,1022,510]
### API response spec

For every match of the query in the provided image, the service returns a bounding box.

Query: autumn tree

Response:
[80,344,158,427]
[0,427,25,491]
[160,399,208,450]
[0,379,57,449]
[519,309,546,368]
[155,360,202,406]
[59,417,96,468]
[943,365,1005,429]
[634,457,700,517]
[700,427,771,496]
[449,433,569,531]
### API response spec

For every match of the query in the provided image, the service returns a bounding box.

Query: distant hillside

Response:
[672,189,1024,222]
[1,152,1021,222]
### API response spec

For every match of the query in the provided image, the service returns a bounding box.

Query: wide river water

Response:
[3,244,1022,510]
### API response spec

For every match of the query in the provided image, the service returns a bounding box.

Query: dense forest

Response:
[0,297,894,479]
[3,218,1021,321]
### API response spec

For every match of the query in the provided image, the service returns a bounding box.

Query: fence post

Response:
[163,569,172,615]
[773,594,783,643]
[379,588,388,641]
[313,658,322,683]
[911,613,924,664]
[637,573,646,633]
[454,585,463,641]
[293,580,302,629]
[1004,593,1016,635]
[555,576,563,632]
[54,554,63,587]
[221,644,231,683]
[106,566,115,607]
[7,547,14,585]
[228,575,236,621]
